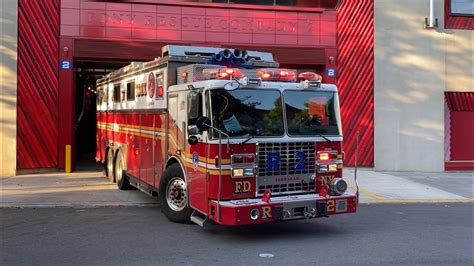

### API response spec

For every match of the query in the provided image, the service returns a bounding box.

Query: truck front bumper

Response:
[208,193,357,226]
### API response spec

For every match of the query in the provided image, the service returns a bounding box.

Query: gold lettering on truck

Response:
[262,206,272,219]
[234,181,251,193]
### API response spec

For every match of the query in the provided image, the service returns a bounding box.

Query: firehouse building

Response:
[0,0,473,176]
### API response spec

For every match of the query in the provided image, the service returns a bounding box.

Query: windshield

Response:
[284,90,341,136]
[209,89,284,137]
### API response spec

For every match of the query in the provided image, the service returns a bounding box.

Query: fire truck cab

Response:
[96,45,357,226]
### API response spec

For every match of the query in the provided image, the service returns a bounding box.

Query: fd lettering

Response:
[234,181,251,193]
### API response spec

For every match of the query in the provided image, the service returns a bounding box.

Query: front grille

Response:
[257,182,316,194]
[256,142,316,196]
[257,142,315,176]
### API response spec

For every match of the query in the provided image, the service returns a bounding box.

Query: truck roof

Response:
[97,45,278,85]
[168,79,338,93]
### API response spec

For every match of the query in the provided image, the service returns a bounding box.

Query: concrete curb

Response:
[1,199,472,209]
[0,202,161,208]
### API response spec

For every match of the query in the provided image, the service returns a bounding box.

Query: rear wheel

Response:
[160,164,193,223]
[106,148,115,182]
[115,150,131,190]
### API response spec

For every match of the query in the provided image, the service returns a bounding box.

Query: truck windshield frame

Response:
[284,90,342,136]
[207,88,285,138]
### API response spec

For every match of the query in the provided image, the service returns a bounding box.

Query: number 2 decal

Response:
[295,151,306,171]
[326,200,335,212]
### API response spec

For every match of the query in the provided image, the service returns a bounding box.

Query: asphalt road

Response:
[1,203,472,266]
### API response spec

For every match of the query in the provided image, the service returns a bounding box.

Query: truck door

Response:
[185,91,208,213]
[126,113,140,178]
[140,113,155,186]
[167,94,180,156]
[154,113,165,188]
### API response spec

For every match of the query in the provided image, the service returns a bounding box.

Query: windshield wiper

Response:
[239,128,264,145]
[318,134,331,142]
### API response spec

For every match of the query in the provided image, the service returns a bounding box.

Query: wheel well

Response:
[162,157,187,188]
[166,157,180,168]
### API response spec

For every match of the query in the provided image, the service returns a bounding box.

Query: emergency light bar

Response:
[177,64,323,86]
[257,68,296,82]
[202,68,244,80]
[298,72,322,81]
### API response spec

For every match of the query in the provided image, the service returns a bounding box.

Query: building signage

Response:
[71,5,336,46]
[60,60,72,70]
[326,68,336,77]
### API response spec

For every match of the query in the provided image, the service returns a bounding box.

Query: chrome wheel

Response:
[165,177,188,212]
[115,153,124,184]
[106,149,114,182]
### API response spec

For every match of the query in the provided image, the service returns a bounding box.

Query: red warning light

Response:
[157,86,164,97]
[298,72,322,81]
[257,68,296,81]
[216,68,243,80]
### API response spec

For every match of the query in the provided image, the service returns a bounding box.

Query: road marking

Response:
[348,185,386,200]
[363,198,474,204]
[259,253,274,258]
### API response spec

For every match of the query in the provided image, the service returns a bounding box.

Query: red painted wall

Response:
[336,0,374,166]
[17,0,60,169]
[450,112,474,161]
[60,1,335,47]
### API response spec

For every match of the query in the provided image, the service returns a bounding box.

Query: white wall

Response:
[0,0,18,176]
[374,0,473,171]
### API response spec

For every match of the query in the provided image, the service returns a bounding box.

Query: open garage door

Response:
[74,60,129,170]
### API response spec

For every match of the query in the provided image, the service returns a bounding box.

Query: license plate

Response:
[336,199,347,213]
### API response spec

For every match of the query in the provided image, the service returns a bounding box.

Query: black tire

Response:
[159,164,193,223]
[115,150,132,190]
[106,148,115,182]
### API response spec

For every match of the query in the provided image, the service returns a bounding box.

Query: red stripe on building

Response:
[337,0,374,166]
[445,92,474,112]
[17,0,60,169]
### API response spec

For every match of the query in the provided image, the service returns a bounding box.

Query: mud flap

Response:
[316,201,328,217]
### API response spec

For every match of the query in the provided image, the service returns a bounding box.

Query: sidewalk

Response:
[345,168,473,204]
[1,169,472,207]
[0,171,158,207]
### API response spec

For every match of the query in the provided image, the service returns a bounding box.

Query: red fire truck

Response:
[96,45,357,226]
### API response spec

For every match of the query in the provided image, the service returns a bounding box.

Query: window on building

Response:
[126,82,135,101]
[113,84,121,103]
[445,0,473,29]
[450,0,474,16]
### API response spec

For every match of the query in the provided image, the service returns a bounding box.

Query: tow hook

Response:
[304,208,317,218]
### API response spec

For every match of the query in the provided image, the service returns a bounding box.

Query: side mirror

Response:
[196,116,211,132]
[188,135,199,146]
[188,125,199,135]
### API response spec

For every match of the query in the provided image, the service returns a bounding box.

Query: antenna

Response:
[354,131,360,205]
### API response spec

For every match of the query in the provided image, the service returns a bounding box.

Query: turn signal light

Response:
[319,152,330,162]
[231,154,255,164]
[317,151,338,162]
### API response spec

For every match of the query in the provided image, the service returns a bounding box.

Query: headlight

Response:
[231,154,256,178]
[317,163,338,173]
[231,167,255,178]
